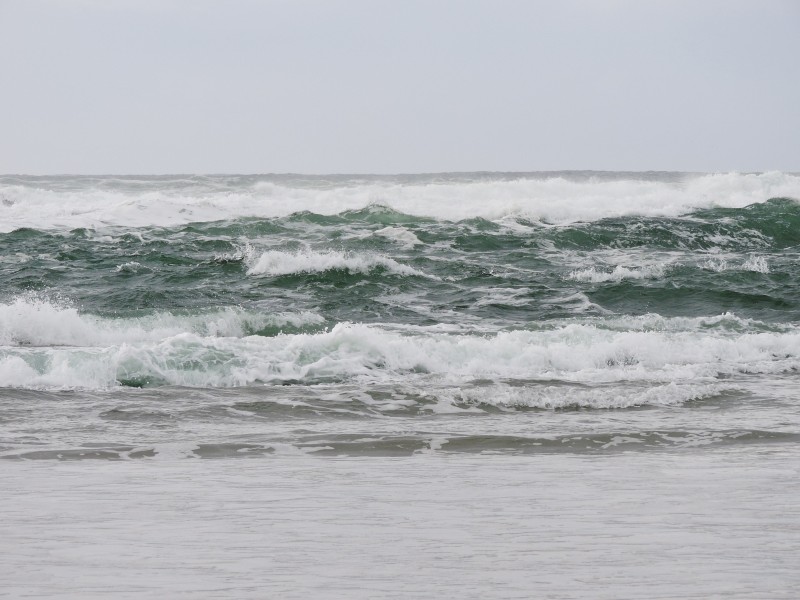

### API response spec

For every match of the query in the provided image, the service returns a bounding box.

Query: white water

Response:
[2,298,799,397]
[568,264,667,283]
[1,171,799,231]
[703,255,771,273]
[373,226,423,248]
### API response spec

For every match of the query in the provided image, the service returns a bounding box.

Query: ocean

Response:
[2,171,800,598]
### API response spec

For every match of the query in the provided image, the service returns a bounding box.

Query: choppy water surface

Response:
[2,172,799,598]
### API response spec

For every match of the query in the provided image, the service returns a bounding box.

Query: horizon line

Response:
[2,169,795,178]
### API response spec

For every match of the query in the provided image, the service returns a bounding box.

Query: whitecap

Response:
[741,255,770,273]
[245,249,432,278]
[373,226,422,249]
[568,264,667,283]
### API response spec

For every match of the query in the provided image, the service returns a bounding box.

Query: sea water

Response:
[1,172,799,598]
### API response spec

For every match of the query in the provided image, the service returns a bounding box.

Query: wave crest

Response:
[245,249,432,278]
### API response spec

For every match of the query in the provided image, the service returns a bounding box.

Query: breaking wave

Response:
[2,314,799,393]
[0,296,325,347]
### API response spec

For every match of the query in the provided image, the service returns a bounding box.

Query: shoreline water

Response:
[3,449,799,599]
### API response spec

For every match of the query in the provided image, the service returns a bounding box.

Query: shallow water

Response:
[3,451,799,599]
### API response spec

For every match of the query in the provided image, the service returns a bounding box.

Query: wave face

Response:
[1,172,800,458]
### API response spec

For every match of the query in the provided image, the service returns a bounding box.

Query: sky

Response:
[0,0,798,174]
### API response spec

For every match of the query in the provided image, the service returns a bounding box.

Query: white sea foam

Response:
[568,264,667,283]
[562,312,784,334]
[701,254,770,273]
[474,287,531,307]
[442,382,728,410]
[0,296,324,347]
[373,226,422,248]
[114,261,148,273]
[0,252,32,265]
[2,318,799,392]
[702,258,730,272]
[1,171,798,231]
[741,255,770,273]
[245,249,431,278]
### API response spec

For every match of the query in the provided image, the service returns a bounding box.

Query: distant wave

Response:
[1,171,799,231]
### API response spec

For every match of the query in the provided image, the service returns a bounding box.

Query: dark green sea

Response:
[2,172,800,598]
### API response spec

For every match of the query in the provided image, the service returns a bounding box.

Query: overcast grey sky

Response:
[0,0,798,174]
